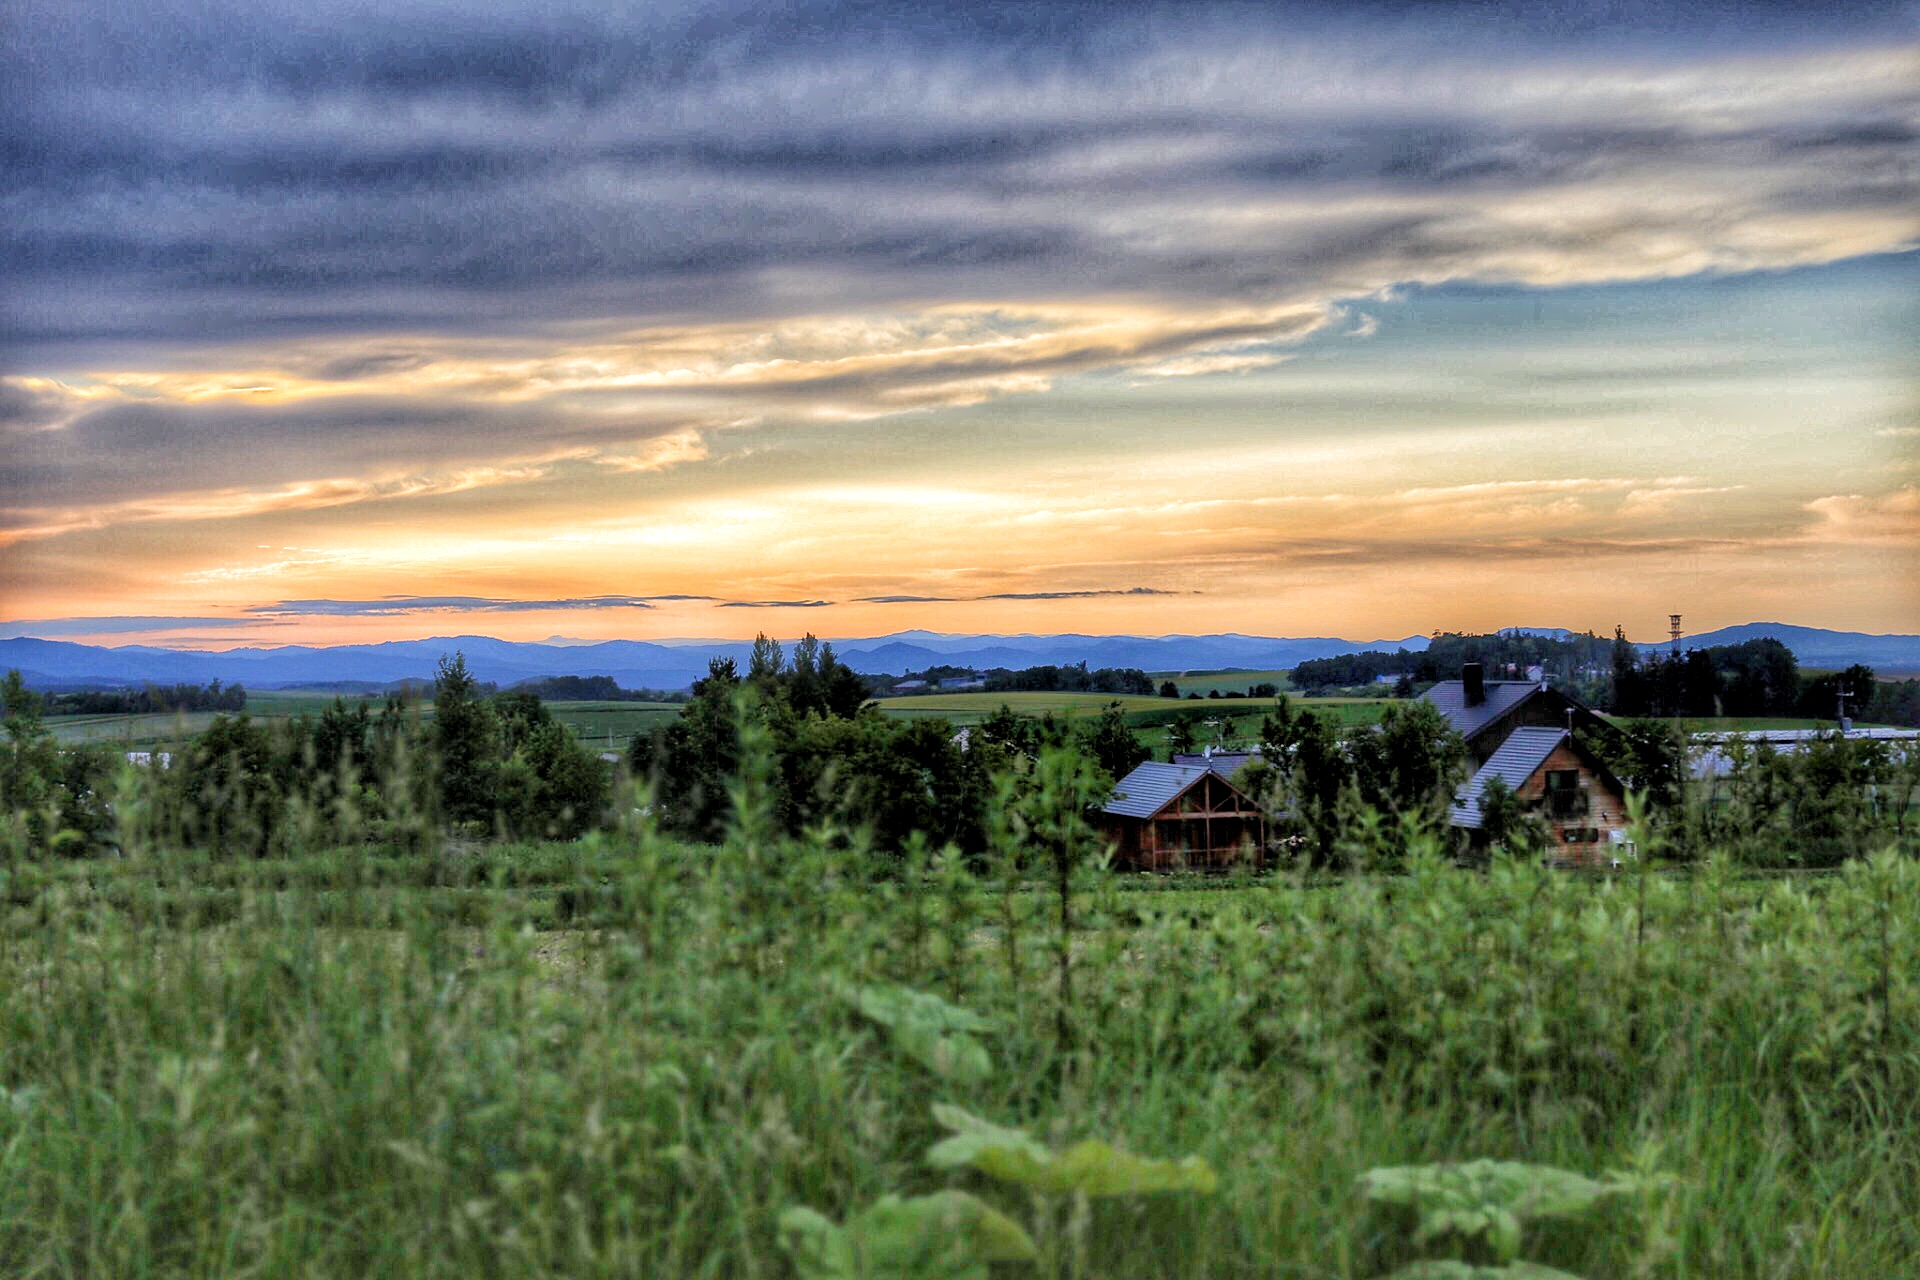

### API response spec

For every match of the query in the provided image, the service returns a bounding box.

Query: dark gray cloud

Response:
[717,599,834,608]
[0,395,714,525]
[4,0,1913,356]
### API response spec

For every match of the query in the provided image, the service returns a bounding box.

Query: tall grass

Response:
[0,767,1915,1276]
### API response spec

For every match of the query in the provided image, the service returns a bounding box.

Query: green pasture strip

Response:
[1155,668,1296,697]
[45,711,219,747]
[873,691,1172,723]
[541,701,684,744]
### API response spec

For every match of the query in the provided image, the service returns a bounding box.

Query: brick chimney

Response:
[1462,662,1486,706]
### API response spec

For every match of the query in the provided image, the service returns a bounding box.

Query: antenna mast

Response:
[1668,614,1683,657]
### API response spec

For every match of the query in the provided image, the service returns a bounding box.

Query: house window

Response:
[1545,769,1584,819]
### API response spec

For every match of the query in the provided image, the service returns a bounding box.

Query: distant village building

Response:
[1100,761,1268,871]
[1688,726,1920,780]
[1424,664,1629,865]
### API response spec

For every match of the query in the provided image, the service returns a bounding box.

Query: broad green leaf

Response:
[927,1103,1217,1197]
[835,979,994,1034]
[1359,1160,1640,1262]
[1383,1263,1586,1280]
[778,1191,1038,1280]
[834,981,995,1084]
[1044,1140,1219,1197]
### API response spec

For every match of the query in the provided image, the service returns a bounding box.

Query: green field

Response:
[1,827,1913,1277]
[46,694,682,754]
[541,700,686,747]
[1150,668,1296,697]
[874,691,1175,723]
[877,689,1389,722]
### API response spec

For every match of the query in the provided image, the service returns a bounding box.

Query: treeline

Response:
[1293,627,1918,726]
[1293,631,1616,696]
[881,662,1157,697]
[0,659,613,858]
[1608,633,1801,717]
[1866,679,1920,728]
[633,636,1152,853]
[1606,633,1907,721]
[509,674,688,703]
[43,680,248,715]
[983,663,1155,695]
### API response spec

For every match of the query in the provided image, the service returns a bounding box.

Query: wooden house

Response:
[1100,761,1268,872]
[1448,727,1631,866]
[1425,664,1630,864]
[1422,662,1611,767]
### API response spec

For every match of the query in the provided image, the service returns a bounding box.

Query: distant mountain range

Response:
[3,622,1915,692]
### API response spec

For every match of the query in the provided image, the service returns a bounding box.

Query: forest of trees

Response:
[884,662,1157,697]
[631,636,1154,854]
[983,663,1155,695]
[1293,631,1617,697]
[509,674,688,702]
[43,680,248,715]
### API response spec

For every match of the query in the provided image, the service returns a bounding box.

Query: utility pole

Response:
[1837,681,1853,734]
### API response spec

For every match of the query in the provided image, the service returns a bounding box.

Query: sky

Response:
[3,0,1917,648]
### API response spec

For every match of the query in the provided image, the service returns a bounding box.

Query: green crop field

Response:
[542,700,686,746]
[1150,668,1296,697]
[874,690,1175,722]
[46,710,223,749]
[875,689,1390,724]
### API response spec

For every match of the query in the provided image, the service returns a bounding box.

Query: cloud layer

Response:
[3,1,1916,636]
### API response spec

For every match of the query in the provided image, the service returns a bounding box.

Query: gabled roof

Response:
[1449,726,1568,829]
[1422,679,1551,742]
[1102,761,1217,819]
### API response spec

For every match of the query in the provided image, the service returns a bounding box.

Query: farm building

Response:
[1449,727,1631,866]
[1422,663,1611,766]
[1426,664,1629,863]
[1688,726,1920,780]
[1100,761,1268,871]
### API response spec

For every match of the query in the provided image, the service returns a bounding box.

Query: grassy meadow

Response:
[1153,668,1295,697]
[46,694,684,755]
[1,777,1915,1278]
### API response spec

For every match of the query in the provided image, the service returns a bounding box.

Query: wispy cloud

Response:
[0,615,267,637]
[245,595,699,617]
[857,587,1184,603]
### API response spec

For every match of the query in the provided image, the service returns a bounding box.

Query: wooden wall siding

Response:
[1513,740,1629,867]
[1106,774,1269,872]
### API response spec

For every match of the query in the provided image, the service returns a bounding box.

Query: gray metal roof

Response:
[1449,726,1566,828]
[1102,761,1215,819]
[1422,679,1549,742]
